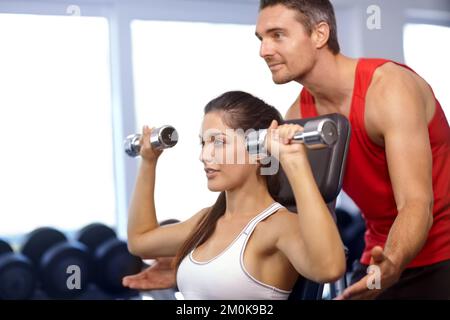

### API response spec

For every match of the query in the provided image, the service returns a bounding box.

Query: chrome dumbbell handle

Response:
[124,125,179,158]
[246,118,338,155]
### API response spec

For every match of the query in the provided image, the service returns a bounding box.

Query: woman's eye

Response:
[214,140,225,146]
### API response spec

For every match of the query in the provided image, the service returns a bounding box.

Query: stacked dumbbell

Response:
[76,223,143,295]
[0,239,36,300]
[21,227,91,299]
[2,224,143,299]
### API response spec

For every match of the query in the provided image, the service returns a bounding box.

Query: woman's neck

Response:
[224,177,275,220]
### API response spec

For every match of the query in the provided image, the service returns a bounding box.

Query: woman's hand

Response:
[140,125,163,163]
[122,257,176,290]
[265,120,308,162]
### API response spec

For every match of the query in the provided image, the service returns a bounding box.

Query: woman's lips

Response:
[204,168,220,179]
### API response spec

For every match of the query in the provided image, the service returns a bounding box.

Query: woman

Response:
[127,91,345,299]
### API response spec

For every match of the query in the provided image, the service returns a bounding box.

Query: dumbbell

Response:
[124,125,179,157]
[0,239,36,300]
[21,227,91,299]
[76,223,143,294]
[246,118,338,155]
[160,218,180,226]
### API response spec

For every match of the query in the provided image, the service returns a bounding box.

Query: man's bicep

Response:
[380,91,433,209]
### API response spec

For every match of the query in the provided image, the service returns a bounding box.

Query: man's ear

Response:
[312,21,330,50]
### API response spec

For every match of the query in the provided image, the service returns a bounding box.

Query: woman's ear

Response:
[249,153,262,166]
[251,153,269,165]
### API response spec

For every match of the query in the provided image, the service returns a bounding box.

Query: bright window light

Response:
[131,20,300,222]
[404,24,450,121]
[0,14,115,237]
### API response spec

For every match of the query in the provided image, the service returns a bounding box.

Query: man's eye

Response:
[214,140,225,146]
[274,32,283,39]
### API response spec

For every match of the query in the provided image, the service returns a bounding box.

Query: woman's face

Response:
[199,112,258,192]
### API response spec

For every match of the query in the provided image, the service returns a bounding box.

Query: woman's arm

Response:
[127,126,207,259]
[267,121,346,283]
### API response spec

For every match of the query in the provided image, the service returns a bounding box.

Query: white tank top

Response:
[176,202,292,300]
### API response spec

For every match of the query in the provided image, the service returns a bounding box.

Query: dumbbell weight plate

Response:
[77,223,117,255]
[22,228,91,299]
[40,241,91,299]
[22,227,67,267]
[0,239,13,256]
[95,238,143,294]
[0,239,36,300]
[77,223,143,294]
[302,118,338,148]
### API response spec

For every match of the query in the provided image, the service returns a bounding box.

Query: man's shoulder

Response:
[368,60,432,98]
[364,60,433,134]
[365,60,427,112]
[370,61,411,90]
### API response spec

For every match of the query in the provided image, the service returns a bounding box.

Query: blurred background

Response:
[0,0,448,299]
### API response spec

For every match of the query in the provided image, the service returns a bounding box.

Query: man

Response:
[255,0,450,299]
[124,0,450,300]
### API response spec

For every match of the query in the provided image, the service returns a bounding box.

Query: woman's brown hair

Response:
[173,91,283,269]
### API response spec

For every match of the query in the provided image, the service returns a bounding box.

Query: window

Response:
[403,23,450,120]
[0,14,115,237]
[131,20,300,222]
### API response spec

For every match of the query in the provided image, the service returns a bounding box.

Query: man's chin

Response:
[272,74,292,85]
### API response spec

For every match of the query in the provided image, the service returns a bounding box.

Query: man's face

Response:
[256,4,316,84]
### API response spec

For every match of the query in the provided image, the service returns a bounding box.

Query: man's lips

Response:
[268,63,283,70]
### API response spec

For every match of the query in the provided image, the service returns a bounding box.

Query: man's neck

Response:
[299,53,358,111]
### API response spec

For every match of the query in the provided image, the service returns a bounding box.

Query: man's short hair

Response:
[260,0,340,54]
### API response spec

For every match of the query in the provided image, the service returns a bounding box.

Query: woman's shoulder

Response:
[260,207,299,234]
[251,208,299,251]
[183,206,211,229]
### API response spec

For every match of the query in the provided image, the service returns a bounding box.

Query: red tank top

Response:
[300,58,450,268]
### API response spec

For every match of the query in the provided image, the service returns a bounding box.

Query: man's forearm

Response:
[384,202,433,272]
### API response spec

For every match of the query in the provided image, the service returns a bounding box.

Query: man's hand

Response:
[336,246,401,300]
[122,257,176,290]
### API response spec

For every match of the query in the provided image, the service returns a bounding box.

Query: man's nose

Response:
[259,40,274,59]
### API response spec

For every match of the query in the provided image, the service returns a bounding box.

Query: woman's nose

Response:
[199,143,214,163]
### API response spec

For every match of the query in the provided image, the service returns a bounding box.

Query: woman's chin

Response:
[206,181,226,192]
[207,185,222,192]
